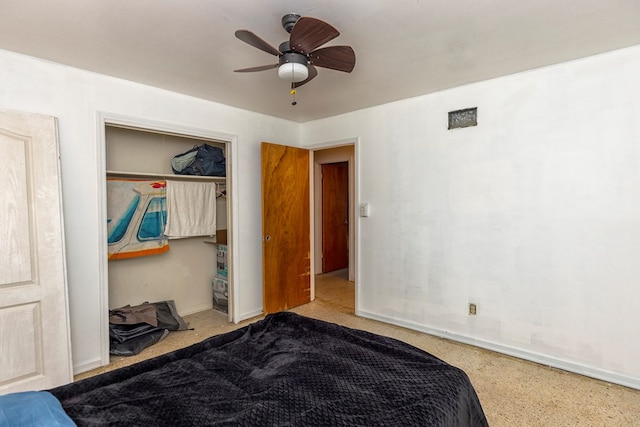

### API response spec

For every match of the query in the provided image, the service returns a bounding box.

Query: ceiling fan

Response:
[234,13,356,90]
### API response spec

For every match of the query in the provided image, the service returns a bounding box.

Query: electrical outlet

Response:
[469,303,477,315]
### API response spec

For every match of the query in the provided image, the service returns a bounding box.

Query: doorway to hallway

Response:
[312,144,356,314]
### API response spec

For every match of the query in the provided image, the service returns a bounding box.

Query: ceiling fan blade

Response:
[235,30,281,56]
[234,64,278,72]
[309,46,356,73]
[291,65,318,88]
[289,17,339,54]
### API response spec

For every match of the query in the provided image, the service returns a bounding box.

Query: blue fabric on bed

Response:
[0,391,76,427]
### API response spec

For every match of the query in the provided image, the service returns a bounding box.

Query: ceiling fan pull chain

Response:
[290,88,297,106]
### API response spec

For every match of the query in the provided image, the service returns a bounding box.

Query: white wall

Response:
[3,43,640,388]
[0,49,300,373]
[301,45,640,389]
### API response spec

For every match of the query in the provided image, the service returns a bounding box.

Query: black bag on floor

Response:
[171,143,225,176]
[109,328,169,356]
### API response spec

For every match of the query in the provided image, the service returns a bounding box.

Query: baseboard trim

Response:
[180,301,213,316]
[237,308,263,323]
[357,309,640,391]
[73,357,104,376]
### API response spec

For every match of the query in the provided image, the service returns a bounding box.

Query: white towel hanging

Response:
[164,180,217,238]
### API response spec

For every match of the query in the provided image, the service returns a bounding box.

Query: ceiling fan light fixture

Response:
[278,62,308,82]
[278,52,308,82]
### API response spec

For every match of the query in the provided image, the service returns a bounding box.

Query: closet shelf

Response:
[106,170,225,182]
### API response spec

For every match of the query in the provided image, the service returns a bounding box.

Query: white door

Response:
[0,110,73,394]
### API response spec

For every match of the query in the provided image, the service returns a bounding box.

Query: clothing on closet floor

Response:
[109,300,190,356]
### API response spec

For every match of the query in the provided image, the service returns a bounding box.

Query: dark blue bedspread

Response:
[50,312,488,426]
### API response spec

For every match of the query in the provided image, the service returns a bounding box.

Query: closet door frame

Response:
[96,112,238,367]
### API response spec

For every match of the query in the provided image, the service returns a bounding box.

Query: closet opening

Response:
[97,114,237,368]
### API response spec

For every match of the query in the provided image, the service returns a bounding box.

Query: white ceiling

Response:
[1,0,640,122]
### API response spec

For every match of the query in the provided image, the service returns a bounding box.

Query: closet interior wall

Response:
[105,125,228,317]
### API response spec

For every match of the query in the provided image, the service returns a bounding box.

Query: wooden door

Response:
[262,142,310,314]
[0,110,73,394]
[322,162,349,272]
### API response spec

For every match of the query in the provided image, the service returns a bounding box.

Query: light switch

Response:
[359,203,369,217]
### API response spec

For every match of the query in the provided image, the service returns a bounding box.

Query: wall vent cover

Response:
[448,107,477,129]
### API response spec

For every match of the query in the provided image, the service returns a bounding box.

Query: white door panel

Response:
[0,109,72,394]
